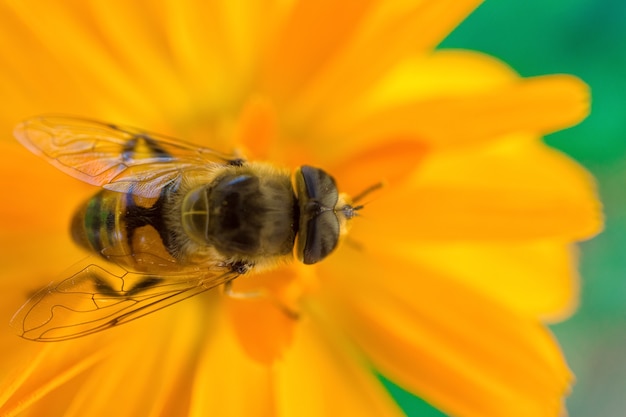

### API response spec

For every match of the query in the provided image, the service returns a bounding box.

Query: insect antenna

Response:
[341,182,384,219]
[351,181,384,210]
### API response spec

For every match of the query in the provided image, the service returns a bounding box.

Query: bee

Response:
[11,115,365,342]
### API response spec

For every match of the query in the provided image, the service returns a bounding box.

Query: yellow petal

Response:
[274,310,404,417]
[351,136,601,242]
[364,49,519,103]
[358,74,589,148]
[318,249,572,417]
[315,49,515,149]
[398,241,580,322]
[317,55,589,156]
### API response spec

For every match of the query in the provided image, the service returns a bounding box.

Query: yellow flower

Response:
[0,1,601,417]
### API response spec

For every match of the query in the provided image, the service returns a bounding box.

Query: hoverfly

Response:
[11,115,363,341]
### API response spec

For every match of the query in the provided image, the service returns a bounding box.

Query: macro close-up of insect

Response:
[11,115,366,342]
[2,1,617,415]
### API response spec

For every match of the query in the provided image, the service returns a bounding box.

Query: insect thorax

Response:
[178,164,297,264]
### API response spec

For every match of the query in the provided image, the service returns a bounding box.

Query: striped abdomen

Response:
[71,188,180,273]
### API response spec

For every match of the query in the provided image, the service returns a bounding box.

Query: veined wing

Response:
[11,258,238,342]
[14,115,244,197]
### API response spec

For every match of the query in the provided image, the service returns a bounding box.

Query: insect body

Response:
[12,116,360,341]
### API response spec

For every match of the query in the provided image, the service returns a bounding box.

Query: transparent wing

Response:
[14,115,243,197]
[11,258,238,342]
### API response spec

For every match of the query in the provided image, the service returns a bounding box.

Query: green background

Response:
[389,1,626,416]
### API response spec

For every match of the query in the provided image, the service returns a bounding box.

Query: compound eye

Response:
[300,210,340,264]
[295,166,341,264]
[297,165,339,208]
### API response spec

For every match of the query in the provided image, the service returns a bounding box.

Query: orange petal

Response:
[226,296,297,364]
[261,0,482,125]
[234,96,279,161]
[0,341,106,417]
[0,3,88,120]
[352,137,601,242]
[274,310,404,417]
[51,297,224,417]
[0,141,94,233]
[1,2,141,120]
[225,266,303,364]
[87,1,188,111]
[318,249,572,417]
[190,299,273,417]
[57,303,209,417]
[0,1,291,144]
[331,138,428,197]
[0,292,227,417]
[259,0,376,102]
[0,1,190,125]
[159,0,275,112]
[0,140,93,290]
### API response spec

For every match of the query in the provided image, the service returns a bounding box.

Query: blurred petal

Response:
[0,342,105,417]
[0,141,92,290]
[190,300,272,417]
[398,241,580,321]
[260,0,376,102]
[261,0,482,126]
[352,137,601,242]
[87,1,188,111]
[319,249,571,417]
[316,52,590,156]
[1,1,158,121]
[314,49,515,152]
[234,96,280,162]
[0,141,93,234]
[331,138,428,196]
[225,268,298,365]
[361,74,588,149]
[0,3,88,119]
[160,0,278,113]
[275,312,404,417]
[365,49,518,102]
[58,305,204,417]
